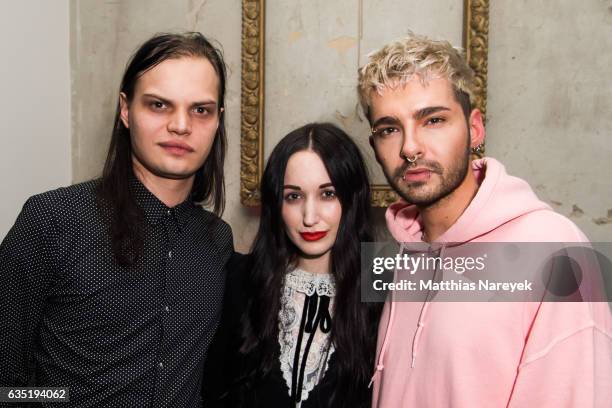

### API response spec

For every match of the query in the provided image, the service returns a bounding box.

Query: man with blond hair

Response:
[358,34,611,407]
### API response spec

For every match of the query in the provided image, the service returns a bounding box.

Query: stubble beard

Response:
[385,144,471,208]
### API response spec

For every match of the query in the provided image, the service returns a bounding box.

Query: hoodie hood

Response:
[385,157,552,244]
[370,157,600,408]
[370,157,554,396]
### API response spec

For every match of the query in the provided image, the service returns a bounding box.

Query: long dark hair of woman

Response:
[242,123,381,407]
[95,32,227,267]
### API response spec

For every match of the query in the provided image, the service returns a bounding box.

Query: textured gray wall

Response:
[486,0,612,241]
[71,0,612,249]
[264,0,461,185]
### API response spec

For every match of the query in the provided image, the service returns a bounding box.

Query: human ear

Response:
[468,108,485,148]
[119,92,130,129]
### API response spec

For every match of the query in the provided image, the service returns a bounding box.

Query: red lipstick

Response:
[300,231,328,241]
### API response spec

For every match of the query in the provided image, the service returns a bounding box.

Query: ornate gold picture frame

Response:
[241,0,489,206]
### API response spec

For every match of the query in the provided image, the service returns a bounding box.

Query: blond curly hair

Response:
[357,33,475,120]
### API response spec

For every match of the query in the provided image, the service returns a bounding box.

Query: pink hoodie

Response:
[371,157,612,407]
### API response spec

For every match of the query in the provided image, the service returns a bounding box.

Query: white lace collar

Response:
[278,267,336,404]
[284,267,336,297]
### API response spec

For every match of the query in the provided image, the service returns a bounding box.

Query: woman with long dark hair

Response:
[204,123,381,407]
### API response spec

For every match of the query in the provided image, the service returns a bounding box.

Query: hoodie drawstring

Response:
[410,244,445,368]
[368,299,396,388]
[369,243,404,388]
[411,303,428,368]
[368,297,396,387]
[369,243,446,385]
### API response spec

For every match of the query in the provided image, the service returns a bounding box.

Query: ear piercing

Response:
[471,143,484,154]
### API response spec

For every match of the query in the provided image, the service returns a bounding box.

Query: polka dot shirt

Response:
[0,179,233,407]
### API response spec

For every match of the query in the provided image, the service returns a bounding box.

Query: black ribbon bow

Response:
[290,293,332,406]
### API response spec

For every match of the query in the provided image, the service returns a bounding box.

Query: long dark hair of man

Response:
[96,32,227,267]
[242,123,381,407]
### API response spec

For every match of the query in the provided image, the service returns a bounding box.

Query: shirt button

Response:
[167,210,171,216]
[158,362,164,369]
[168,250,172,258]
[164,305,170,312]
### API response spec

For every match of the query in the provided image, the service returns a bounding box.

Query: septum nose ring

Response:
[403,152,420,163]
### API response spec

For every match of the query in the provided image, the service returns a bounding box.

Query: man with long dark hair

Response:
[0,32,233,407]
[358,34,611,407]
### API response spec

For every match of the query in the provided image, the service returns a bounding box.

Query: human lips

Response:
[403,168,433,182]
[158,141,194,155]
[300,231,328,241]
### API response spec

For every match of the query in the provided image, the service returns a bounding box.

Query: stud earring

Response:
[471,143,484,154]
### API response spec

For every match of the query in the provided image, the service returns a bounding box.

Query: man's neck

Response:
[133,163,194,208]
[420,168,479,242]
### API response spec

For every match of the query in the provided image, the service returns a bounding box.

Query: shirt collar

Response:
[129,176,196,228]
[285,267,336,297]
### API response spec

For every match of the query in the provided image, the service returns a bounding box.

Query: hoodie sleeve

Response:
[507,302,612,407]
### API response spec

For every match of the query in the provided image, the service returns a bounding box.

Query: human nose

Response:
[167,108,191,135]
[400,125,424,161]
[302,196,320,227]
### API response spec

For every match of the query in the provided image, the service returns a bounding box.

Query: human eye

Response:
[149,100,167,111]
[321,189,337,200]
[193,105,210,115]
[425,116,445,126]
[372,126,400,139]
[284,191,302,202]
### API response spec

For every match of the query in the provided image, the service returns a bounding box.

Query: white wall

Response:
[0,0,71,240]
